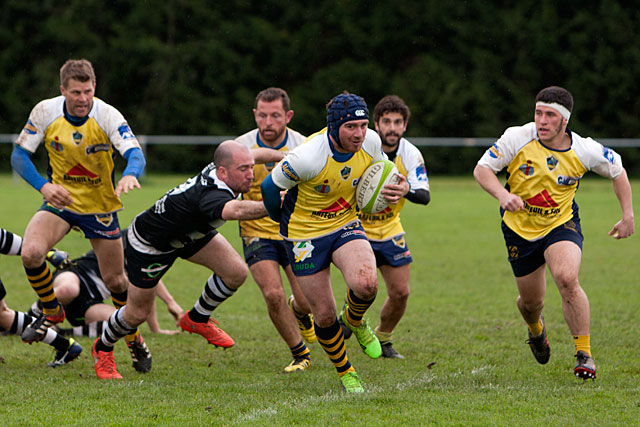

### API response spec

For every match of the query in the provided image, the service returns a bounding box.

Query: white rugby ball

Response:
[356,160,401,214]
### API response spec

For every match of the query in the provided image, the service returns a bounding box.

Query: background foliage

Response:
[1,1,639,174]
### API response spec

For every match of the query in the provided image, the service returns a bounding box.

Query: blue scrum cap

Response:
[327,93,369,146]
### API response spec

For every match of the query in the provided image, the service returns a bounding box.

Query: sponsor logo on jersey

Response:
[72,131,83,145]
[50,139,63,152]
[141,262,168,278]
[340,166,351,180]
[519,160,534,176]
[602,147,615,164]
[24,120,38,135]
[281,161,300,182]
[523,190,560,217]
[292,241,314,263]
[86,143,110,154]
[488,143,502,159]
[94,213,114,227]
[359,206,394,222]
[63,163,102,185]
[313,180,331,194]
[557,175,579,186]
[416,164,427,181]
[546,155,558,171]
[311,197,351,219]
[118,124,135,140]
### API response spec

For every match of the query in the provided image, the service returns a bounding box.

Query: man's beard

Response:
[381,132,402,147]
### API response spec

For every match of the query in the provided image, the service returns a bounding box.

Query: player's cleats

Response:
[526,315,550,365]
[46,249,71,269]
[283,357,312,373]
[91,339,122,380]
[48,338,82,367]
[338,304,352,339]
[574,351,596,381]
[21,305,66,343]
[287,296,317,343]
[180,313,234,348]
[380,342,404,359]
[126,334,152,373]
[340,307,381,359]
[340,371,364,393]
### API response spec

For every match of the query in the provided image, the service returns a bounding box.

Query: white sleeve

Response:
[402,141,429,192]
[94,100,140,155]
[477,124,533,172]
[573,136,623,179]
[15,99,57,153]
[271,138,326,189]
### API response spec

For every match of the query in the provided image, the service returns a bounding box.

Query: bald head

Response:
[214,140,251,169]
[214,140,255,193]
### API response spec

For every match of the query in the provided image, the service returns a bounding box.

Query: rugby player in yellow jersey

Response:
[344,95,430,359]
[261,92,410,393]
[11,59,150,370]
[474,86,634,380]
[236,88,316,373]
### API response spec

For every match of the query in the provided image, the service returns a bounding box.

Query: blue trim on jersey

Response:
[278,185,299,239]
[11,145,48,190]
[257,129,288,150]
[261,174,284,222]
[122,147,146,178]
[63,102,90,126]
[537,127,574,152]
[328,135,354,162]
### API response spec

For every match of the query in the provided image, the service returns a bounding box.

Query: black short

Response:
[502,219,583,277]
[0,279,6,300]
[124,230,217,289]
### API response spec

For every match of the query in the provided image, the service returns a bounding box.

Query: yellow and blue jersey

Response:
[15,96,140,215]
[478,122,623,240]
[236,128,306,239]
[271,128,386,240]
[359,138,429,241]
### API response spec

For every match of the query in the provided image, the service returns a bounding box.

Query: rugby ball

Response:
[356,160,401,214]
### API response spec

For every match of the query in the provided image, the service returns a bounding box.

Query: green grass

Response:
[1,173,639,426]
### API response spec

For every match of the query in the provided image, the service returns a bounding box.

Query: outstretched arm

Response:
[609,168,634,239]
[221,200,267,220]
[252,147,285,164]
[115,147,146,197]
[473,164,523,212]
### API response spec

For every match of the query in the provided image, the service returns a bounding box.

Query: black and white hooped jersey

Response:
[129,163,237,253]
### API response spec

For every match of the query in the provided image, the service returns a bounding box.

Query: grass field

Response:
[0,173,639,426]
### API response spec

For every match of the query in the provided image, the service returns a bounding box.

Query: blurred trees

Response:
[1,1,639,173]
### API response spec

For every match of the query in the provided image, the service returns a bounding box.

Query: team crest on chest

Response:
[72,131,83,145]
[546,155,558,171]
[340,166,352,181]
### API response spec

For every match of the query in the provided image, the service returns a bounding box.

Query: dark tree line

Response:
[1,1,639,174]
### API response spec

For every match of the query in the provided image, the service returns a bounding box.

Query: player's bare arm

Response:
[251,147,285,164]
[115,175,141,197]
[608,168,634,239]
[40,182,73,209]
[473,164,524,212]
[221,199,267,220]
[380,174,410,204]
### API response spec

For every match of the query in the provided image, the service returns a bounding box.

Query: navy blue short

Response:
[284,221,369,277]
[40,203,121,240]
[242,237,290,267]
[370,235,413,267]
[502,219,583,277]
[124,230,217,289]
